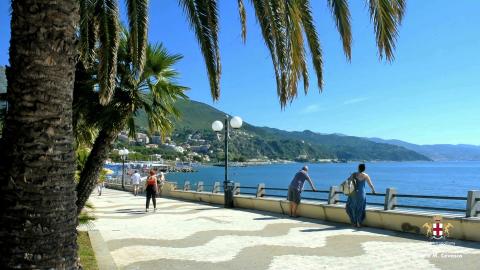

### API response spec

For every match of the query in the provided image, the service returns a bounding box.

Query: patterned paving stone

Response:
[88,188,480,270]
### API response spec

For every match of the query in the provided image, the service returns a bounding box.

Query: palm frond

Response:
[178,0,221,100]
[367,0,405,61]
[127,115,136,138]
[126,0,149,76]
[263,0,290,105]
[327,0,352,60]
[392,0,406,23]
[238,0,247,43]
[250,0,281,97]
[297,0,323,92]
[248,0,324,107]
[79,0,97,67]
[96,0,120,105]
[286,0,307,98]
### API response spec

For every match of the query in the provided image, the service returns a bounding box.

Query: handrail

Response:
[335,191,386,196]
[165,181,479,217]
[393,204,465,213]
[240,192,258,196]
[264,194,286,198]
[394,194,467,200]
[366,192,386,196]
[264,187,288,191]
[367,202,385,207]
[302,197,328,202]
[303,189,329,194]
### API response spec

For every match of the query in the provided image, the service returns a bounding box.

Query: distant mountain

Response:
[0,66,432,162]
[368,138,480,161]
[246,128,429,161]
[134,99,430,162]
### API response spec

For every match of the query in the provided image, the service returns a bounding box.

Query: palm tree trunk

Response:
[76,128,120,214]
[0,0,79,269]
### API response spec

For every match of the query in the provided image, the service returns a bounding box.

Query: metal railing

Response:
[172,181,480,218]
[391,193,468,213]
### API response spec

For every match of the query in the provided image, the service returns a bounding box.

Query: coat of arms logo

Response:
[422,216,454,240]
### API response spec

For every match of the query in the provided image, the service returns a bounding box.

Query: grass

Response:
[77,231,99,270]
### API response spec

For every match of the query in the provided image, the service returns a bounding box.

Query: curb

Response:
[88,230,118,270]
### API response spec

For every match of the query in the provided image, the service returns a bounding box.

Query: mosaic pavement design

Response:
[88,189,480,270]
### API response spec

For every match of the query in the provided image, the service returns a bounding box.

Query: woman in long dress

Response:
[346,164,376,228]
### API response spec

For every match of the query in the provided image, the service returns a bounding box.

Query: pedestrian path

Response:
[87,188,480,270]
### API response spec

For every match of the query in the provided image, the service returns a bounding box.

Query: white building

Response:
[136,133,150,145]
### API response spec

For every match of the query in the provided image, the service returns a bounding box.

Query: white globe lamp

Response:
[230,116,243,129]
[212,120,223,132]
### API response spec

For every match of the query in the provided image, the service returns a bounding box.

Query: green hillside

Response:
[0,66,429,161]
[134,99,430,162]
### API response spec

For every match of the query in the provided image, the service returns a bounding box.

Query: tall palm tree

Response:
[74,30,188,213]
[73,0,405,204]
[0,0,80,269]
[0,0,405,267]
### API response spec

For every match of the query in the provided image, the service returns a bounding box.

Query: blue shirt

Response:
[289,170,311,192]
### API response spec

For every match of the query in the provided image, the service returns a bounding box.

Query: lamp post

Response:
[212,115,243,208]
[119,148,129,190]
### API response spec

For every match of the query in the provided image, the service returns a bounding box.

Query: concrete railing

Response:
[171,181,480,217]
[154,181,480,242]
[104,181,480,241]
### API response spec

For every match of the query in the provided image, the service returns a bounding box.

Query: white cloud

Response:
[343,97,369,105]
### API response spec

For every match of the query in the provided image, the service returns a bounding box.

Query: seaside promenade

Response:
[84,188,480,270]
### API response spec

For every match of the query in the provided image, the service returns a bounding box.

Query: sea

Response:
[107,161,480,214]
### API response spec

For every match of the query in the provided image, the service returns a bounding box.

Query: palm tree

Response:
[78,0,405,107]
[79,0,149,105]
[74,30,188,213]
[0,0,405,267]
[0,0,80,269]
[178,0,405,106]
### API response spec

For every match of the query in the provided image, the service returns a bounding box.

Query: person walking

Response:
[145,170,158,212]
[131,170,141,196]
[157,171,166,197]
[97,178,104,196]
[287,166,317,217]
[346,163,376,228]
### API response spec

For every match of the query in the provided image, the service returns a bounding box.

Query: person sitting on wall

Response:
[287,166,317,217]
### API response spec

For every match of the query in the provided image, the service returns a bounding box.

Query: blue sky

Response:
[1,1,479,145]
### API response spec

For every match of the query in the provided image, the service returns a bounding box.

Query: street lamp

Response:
[119,148,129,190]
[212,115,243,208]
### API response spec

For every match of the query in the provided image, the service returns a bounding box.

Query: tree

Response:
[73,0,406,211]
[0,1,80,268]
[179,0,405,107]
[78,0,405,108]
[0,0,405,267]
[74,30,187,213]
